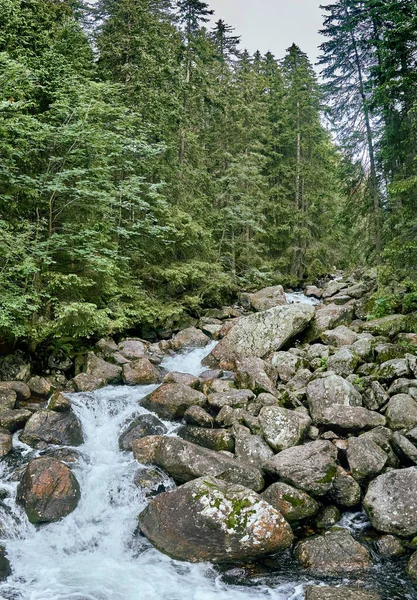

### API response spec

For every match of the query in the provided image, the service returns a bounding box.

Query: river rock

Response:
[138,476,293,563]
[184,406,214,428]
[305,587,381,600]
[171,327,210,351]
[243,285,287,312]
[142,384,206,420]
[0,431,12,457]
[0,389,16,411]
[0,353,31,381]
[178,426,235,452]
[307,303,355,341]
[0,381,30,400]
[16,457,80,524]
[132,436,264,491]
[233,424,273,469]
[119,414,167,451]
[327,349,360,377]
[295,531,371,575]
[133,467,175,498]
[20,410,84,447]
[96,337,118,356]
[27,376,51,398]
[70,373,104,392]
[0,409,32,432]
[376,535,404,557]
[363,381,389,411]
[265,440,338,495]
[317,406,386,430]
[385,394,417,430]
[378,358,410,381]
[48,392,71,412]
[306,375,362,422]
[0,546,11,581]
[234,358,276,395]
[262,482,318,522]
[331,466,361,507]
[267,351,303,383]
[347,437,387,482]
[208,304,315,365]
[118,339,146,360]
[322,326,358,347]
[305,286,323,299]
[207,389,254,410]
[407,551,417,580]
[85,353,122,384]
[122,358,160,385]
[392,431,417,464]
[360,314,411,337]
[363,467,417,536]
[259,406,311,451]
[315,505,340,528]
[163,372,199,388]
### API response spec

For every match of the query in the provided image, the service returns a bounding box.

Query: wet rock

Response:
[133,467,175,498]
[268,351,303,383]
[20,410,84,447]
[27,376,51,398]
[0,430,12,457]
[407,551,417,580]
[391,432,417,464]
[132,436,264,491]
[242,285,287,312]
[0,389,16,411]
[259,406,311,451]
[306,375,362,422]
[0,547,11,581]
[305,286,323,299]
[317,406,386,431]
[178,426,234,452]
[48,392,71,412]
[295,531,371,575]
[315,505,340,528]
[327,349,361,378]
[142,384,206,420]
[208,304,315,365]
[119,414,167,451]
[364,467,417,536]
[385,394,417,430]
[0,381,30,400]
[184,406,214,428]
[0,409,32,432]
[321,326,358,348]
[200,377,235,395]
[305,587,381,600]
[43,448,83,464]
[171,327,209,351]
[347,437,387,482]
[375,535,404,557]
[234,358,276,395]
[122,358,160,385]
[138,476,293,563]
[16,457,80,524]
[322,280,349,299]
[265,440,338,496]
[163,372,199,388]
[0,353,31,381]
[215,406,246,428]
[233,424,274,469]
[261,482,318,522]
[85,353,122,384]
[70,373,105,392]
[378,358,410,381]
[363,381,389,411]
[207,389,254,410]
[201,324,223,339]
[118,339,147,360]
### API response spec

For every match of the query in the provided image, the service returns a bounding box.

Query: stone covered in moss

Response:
[261,482,318,522]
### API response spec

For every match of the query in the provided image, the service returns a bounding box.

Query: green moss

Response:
[226,498,256,533]
[282,493,304,507]
[318,464,337,485]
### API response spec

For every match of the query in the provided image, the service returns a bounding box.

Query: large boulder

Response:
[360,314,412,338]
[207,304,315,365]
[331,466,361,507]
[306,303,355,341]
[385,394,417,430]
[363,468,417,536]
[326,349,360,377]
[119,414,167,451]
[317,406,386,431]
[267,351,304,383]
[0,381,31,400]
[0,431,12,457]
[122,358,160,385]
[346,437,387,482]
[171,327,210,351]
[27,376,51,397]
[259,406,311,451]
[132,436,264,491]
[305,587,381,600]
[178,426,234,452]
[0,409,32,432]
[261,482,319,523]
[295,531,371,575]
[20,410,84,447]
[321,326,358,348]
[378,358,410,381]
[233,424,274,469]
[16,457,80,524]
[234,358,277,395]
[138,476,293,563]
[306,375,362,422]
[242,285,287,312]
[265,440,338,495]
[85,352,122,384]
[142,384,206,420]
[118,339,147,360]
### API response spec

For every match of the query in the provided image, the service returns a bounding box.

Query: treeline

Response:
[319,0,417,315]
[0,0,352,351]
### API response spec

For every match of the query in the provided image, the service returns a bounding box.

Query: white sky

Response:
[208,0,331,66]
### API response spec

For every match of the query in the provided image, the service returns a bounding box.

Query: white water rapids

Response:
[0,343,306,600]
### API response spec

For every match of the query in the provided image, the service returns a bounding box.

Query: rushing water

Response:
[284,293,320,307]
[0,330,415,599]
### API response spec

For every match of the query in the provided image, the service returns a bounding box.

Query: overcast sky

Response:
[208,0,330,67]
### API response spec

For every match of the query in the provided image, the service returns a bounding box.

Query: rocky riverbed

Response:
[0,272,417,599]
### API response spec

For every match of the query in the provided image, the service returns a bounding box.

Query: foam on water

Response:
[0,344,305,600]
[285,293,320,307]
